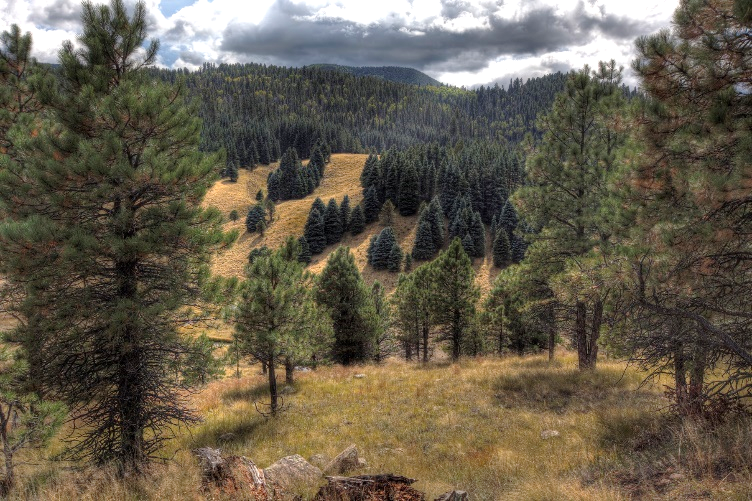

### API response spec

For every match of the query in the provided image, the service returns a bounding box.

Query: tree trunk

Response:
[267,362,278,416]
[0,410,14,497]
[575,301,589,370]
[262,361,268,375]
[452,310,461,361]
[285,358,294,385]
[404,341,412,361]
[688,347,707,416]
[674,345,688,413]
[546,303,555,362]
[587,299,603,369]
[422,322,430,363]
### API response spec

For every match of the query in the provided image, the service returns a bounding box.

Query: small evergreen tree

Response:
[369,227,397,270]
[340,195,351,233]
[304,207,326,254]
[397,162,420,216]
[404,253,413,272]
[412,218,436,260]
[492,230,512,267]
[363,185,381,223]
[227,163,239,182]
[349,205,366,235]
[388,243,403,272]
[461,233,476,257]
[297,235,311,264]
[380,199,396,227]
[469,211,486,258]
[324,198,343,244]
[246,203,266,233]
[255,189,264,201]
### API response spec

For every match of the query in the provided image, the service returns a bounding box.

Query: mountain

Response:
[307,64,444,87]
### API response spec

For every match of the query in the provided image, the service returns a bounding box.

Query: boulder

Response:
[435,491,468,501]
[540,429,560,440]
[323,444,363,475]
[308,453,330,470]
[264,454,322,496]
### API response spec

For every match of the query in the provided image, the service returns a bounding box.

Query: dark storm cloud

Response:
[219,0,647,72]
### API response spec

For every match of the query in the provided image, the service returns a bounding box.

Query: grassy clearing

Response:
[204,154,501,296]
[9,353,752,500]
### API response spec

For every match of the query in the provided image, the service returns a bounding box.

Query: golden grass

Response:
[204,154,500,294]
[10,353,752,500]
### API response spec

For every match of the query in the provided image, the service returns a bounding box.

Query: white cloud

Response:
[1,0,680,87]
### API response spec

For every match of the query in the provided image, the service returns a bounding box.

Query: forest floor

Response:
[12,352,752,500]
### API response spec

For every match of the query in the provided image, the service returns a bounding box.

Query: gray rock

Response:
[540,429,560,440]
[308,453,330,470]
[264,454,322,496]
[435,491,468,501]
[323,444,362,475]
[354,373,366,379]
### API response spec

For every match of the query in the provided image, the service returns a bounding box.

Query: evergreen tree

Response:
[227,163,239,182]
[324,198,343,244]
[469,211,486,258]
[304,207,326,254]
[315,247,378,364]
[404,253,413,272]
[412,218,436,261]
[339,195,351,233]
[427,238,479,361]
[311,197,326,216]
[0,1,235,469]
[461,233,475,257]
[427,197,445,250]
[388,242,403,273]
[363,186,381,224]
[499,199,518,239]
[397,162,420,216]
[380,199,396,227]
[493,230,512,268]
[349,205,365,235]
[235,250,332,415]
[297,235,311,264]
[256,189,264,201]
[246,203,266,233]
[384,161,400,203]
[369,226,397,270]
[360,154,380,187]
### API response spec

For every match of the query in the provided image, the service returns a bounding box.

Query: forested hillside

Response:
[307,64,443,87]
[151,64,571,167]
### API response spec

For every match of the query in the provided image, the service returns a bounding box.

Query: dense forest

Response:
[150,63,572,166]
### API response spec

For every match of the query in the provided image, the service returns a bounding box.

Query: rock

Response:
[194,447,268,499]
[540,429,560,440]
[669,473,685,481]
[354,374,366,379]
[435,491,468,501]
[264,454,322,497]
[308,453,330,470]
[357,457,368,468]
[324,444,363,475]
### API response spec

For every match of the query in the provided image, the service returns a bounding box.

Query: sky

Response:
[0,0,680,88]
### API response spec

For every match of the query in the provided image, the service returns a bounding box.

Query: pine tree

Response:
[297,235,311,264]
[412,218,436,261]
[316,247,378,364]
[246,203,266,233]
[304,207,326,254]
[469,211,486,258]
[461,233,475,257]
[369,227,397,270]
[380,199,396,227]
[349,205,365,235]
[499,199,518,239]
[311,197,326,216]
[235,250,332,415]
[363,186,381,223]
[397,162,420,216]
[339,195,351,233]
[227,163,239,182]
[427,197,445,250]
[427,238,479,361]
[404,253,413,272]
[492,230,511,267]
[388,242,403,273]
[256,189,264,201]
[324,198,343,244]
[0,1,235,469]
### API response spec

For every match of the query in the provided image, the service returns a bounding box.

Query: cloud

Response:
[219,0,652,74]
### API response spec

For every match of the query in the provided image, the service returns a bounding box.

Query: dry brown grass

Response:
[204,154,500,294]
[10,353,752,500]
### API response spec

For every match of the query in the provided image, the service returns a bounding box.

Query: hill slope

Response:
[308,64,443,87]
[204,154,501,294]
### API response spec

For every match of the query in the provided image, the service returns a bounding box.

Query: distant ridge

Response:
[308,64,443,87]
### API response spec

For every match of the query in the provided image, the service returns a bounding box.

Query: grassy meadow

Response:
[10,353,752,500]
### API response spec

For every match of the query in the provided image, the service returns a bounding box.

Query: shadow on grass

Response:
[493,365,640,413]
[189,416,266,450]
[222,382,270,404]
